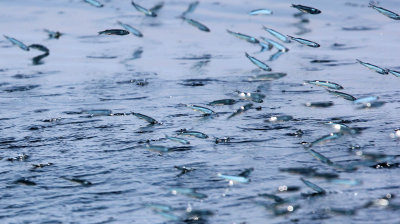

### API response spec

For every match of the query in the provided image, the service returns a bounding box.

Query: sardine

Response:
[132,112,159,124]
[288,35,320,47]
[291,4,321,14]
[131,1,157,17]
[150,2,164,13]
[357,101,385,109]
[217,173,250,183]
[245,52,272,71]
[178,129,208,139]
[186,104,215,115]
[326,122,356,134]
[146,144,169,153]
[260,37,289,52]
[166,136,190,145]
[269,51,284,61]
[84,0,103,8]
[249,9,273,15]
[354,96,378,104]
[263,27,291,43]
[304,101,334,108]
[117,21,143,37]
[227,103,253,119]
[300,178,326,194]
[44,29,62,39]
[237,91,265,103]
[61,177,92,186]
[329,179,362,186]
[181,17,210,32]
[98,29,129,35]
[208,99,236,106]
[388,69,400,77]
[28,44,49,53]
[182,1,199,17]
[227,29,259,44]
[356,59,388,74]
[4,35,29,51]
[327,90,356,101]
[249,73,287,81]
[170,187,207,199]
[369,3,400,20]
[309,132,343,146]
[85,109,112,116]
[267,115,293,122]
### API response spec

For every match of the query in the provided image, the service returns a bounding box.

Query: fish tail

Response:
[355,59,362,64]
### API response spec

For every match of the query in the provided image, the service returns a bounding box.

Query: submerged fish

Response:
[288,35,320,47]
[32,162,53,169]
[208,99,236,106]
[186,104,215,115]
[354,96,378,104]
[28,44,49,53]
[306,149,334,166]
[304,101,334,108]
[227,30,259,44]
[263,27,291,43]
[170,187,207,199]
[260,37,289,52]
[238,168,254,178]
[291,4,321,14]
[245,52,272,71]
[4,35,29,51]
[329,179,362,186]
[166,136,190,145]
[181,17,210,32]
[227,103,253,119]
[84,0,103,8]
[117,21,143,37]
[131,1,157,17]
[237,91,265,103]
[85,109,112,116]
[146,144,169,153]
[62,177,92,186]
[178,129,208,139]
[356,59,388,74]
[305,80,343,90]
[182,1,199,17]
[327,90,356,101]
[369,3,400,20]
[44,29,62,39]
[218,173,250,183]
[98,29,129,35]
[249,9,273,15]
[249,73,287,81]
[300,178,326,194]
[132,112,159,124]
[258,193,285,203]
[326,122,357,134]
[388,69,400,77]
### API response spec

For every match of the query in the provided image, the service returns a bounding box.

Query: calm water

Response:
[1,0,400,223]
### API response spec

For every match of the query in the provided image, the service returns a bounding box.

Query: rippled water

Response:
[1,0,400,223]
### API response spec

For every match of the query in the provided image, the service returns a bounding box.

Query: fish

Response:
[245,52,272,71]
[369,3,400,20]
[186,104,215,115]
[326,122,357,134]
[14,178,36,186]
[269,51,284,61]
[131,1,157,17]
[182,1,199,17]
[309,132,343,147]
[31,162,53,169]
[146,203,173,212]
[388,69,400,77]
[356,59,388,74]
[169,187,207,199]
[262,27,291,43]
[266,115,293,122]
[259,41,273,52]
[117,21,143,37]
[149,2,164,13]
[329,179,362,186]
[61,177,92,186]
[300,178,326,194]
[98,29,129,35]
[32,52,49,65]
[327,90,356,101]
[238,168,254,178]
[288,35,320,47]
[291,4,321,14]
[28,44,49,53]
[280,167,317,175]
[132,112,159,124]
[146,144,169,153]
[237,91,265,103]
[174,165,195,175]
[304,101,334,108]
[277,185,301,192]
[166,136,190,145]
[181,17,210,32]
[4,35,29,51]
[260,37,289,52]
[226,30,259,44]
[84,0,103,8]
[85,109,112,116]
[208,99,236,106]
[357,101,385,109]
[227,103,253,119]
[44,29,62,39]
[215,137,231,144]
[249,73,287,81]
[354,96,378,104]
[177,129,208,139]
[249,9,273,15]
[217,173,250,183]
[7,154,29,162]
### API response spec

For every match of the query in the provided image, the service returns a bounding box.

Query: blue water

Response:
[1,0,400,223]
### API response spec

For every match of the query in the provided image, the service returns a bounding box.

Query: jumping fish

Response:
[28,44,49,53]
[227,29,259,44]
[132,112,159,124]
[288,35,320,47]
[249,73,287,81]
[117,21,143,37]
[182,1,199,17]
[32,52,50,65]
[305,80,343,89]
[208,99,236,106]
[186,104,215,115]
[308,132,343,147]
[304,101,334,108]
[177,129,208,139]
[245,52,272,71]
[237,91,265,103]
[300,178,326,194]
[291,4,321,14]
[260,37,289,52]
[84,0,103,8]
[4,35,29,51]
[269,51,284,61]
[98,29,129,35]
[227,103,253,119]
[356,59,388,74]
[44,29,62,39]
[263,27,291,43]
[217,173,250,183]
[326,122,356,134]
[327,90,356,101]
[181,17,210,32]
[388,69,400,77]
[166,136,190,145]
[170,187,207,199]
[354,96,378,104]
[146,144,169,153]
[131,1,157,17]
[249,9,273,15]
[369,3,400,20]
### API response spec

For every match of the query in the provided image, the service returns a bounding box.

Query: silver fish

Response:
[98,29,129,35]
[181,17,210,32]
[389,69,400,77]
[305,80,343,90]
[186,104,215,115]
[182,1,199,17]
[170,187,207,199]
[4,35,29,51]
[227,103,253,119]
[131,1,157,17]
[166,135,190,145]
[354,96,378,104]
[369,3,400,20]
[117,21,143,37]
[208,99,236,106]
[309,132,343,146]
[263,27,291,43]
[249,9,273,15]
[269,51,284,61]
[237,91,265,103]
[326,122,355,134]
[288,35,320,47]
[245,52,272,71]
[227,30,259,44]
[85,109,112,116]
[249,73,287,81]
[291,4,321,14]
[132,112,159,124]
[84,0,103,8]
[146,144,169,153]
[329,179,362,186]
[178,130,208,139]
[306,149,334,165]
[327,90,356,101]
[356,59,388,74]
[300,178,326,194]
[218,173,250,183]
[357,101,385,109]
[260,37,289,52]
[304,101,334,108]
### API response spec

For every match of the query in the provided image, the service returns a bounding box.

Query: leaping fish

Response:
[245,52,272,71]
[131,1,157,17]
[226,30,259,44]
[260,37,289,52]
[186,104,215,115]
[98,29,129,35]
[305,80,343,90]
[117,21,143,37]
[288,35,320,48]
[249,9,273,15]
[132,112,159,124]
[369,3,400,20]
[291,4,321,14]
[327,90,356,101]
[263,27,291,43]
[84,0,103,8]
[181,17,210,32]
[227,103,253,119]
[388,69,400,77]
[182,1,199,17]
[356,59,388,74]
[4,35,29,51]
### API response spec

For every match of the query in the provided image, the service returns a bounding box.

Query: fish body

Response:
[354,96,378,104]
[327,90,356,101]
[305,80,343,90]
[28,44,49,53]
[263,27,290,43]
[178,130,208,139]
[237,91,265,103]
[181,17,210,32]
[310,132,343,146]
[369,3,400,20]
[208,99,236,106]
[288,35,320,47]
[170,187,207,199]
[389,69,400,77]
[291,4,321,14]
[182,1,199,17]
[245,52,272,71]
[4,35,29,51]
[227,30,259,44]
[98,29,129,35]
[329,179,362,186]
[218,173,250,183]
[267,115,293,122]
[131,1,157,17]
[14,178,36,186]
[304,101,334,108]
[85,109,112,116]
[186,104,215,115]
[357,101,385,109]
[249,9,273,15]
[146,144,169,153]
[32,52,50,65]
[326,122,355,134]
[260,37,289,52]
[166,136,190,145]
[238,168,254,178]
[132,112,158,124]
[62,177,92,186]
[269,51,284,61]
[84,0,103,8]
[258,193,285,203]
[227,103,253,119]
[300,178,326,194]
[117,21,143,37]
[356,59,388,74]
[150,2,164,13]
[249,73,287,81]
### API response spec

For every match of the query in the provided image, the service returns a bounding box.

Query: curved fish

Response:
[288,35,320,47]
[218,173,250,183]
[28,44,49,53]
[245,52,272,71]
[32,52,49,65]
[181,17,210,32]
[263,27,290,43]
[150,2,164,13]
[291,4,321,14]
[84,0,103,8]
[132,112,159,124]
[227,30,259,44]
[356,59,388,74]
[305,80,343,90]
[388,69,400,77]
[249,9,273,15]
[4,35,29,51]
[260,37,289,52]
[131,1,157,17]
[327,90,356,101]
[269,51,284,61]
[117,21,143,37]
[186,104,215,115]
[98,29,129,35]
[369,3,400,20]
[208,99,236,106]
